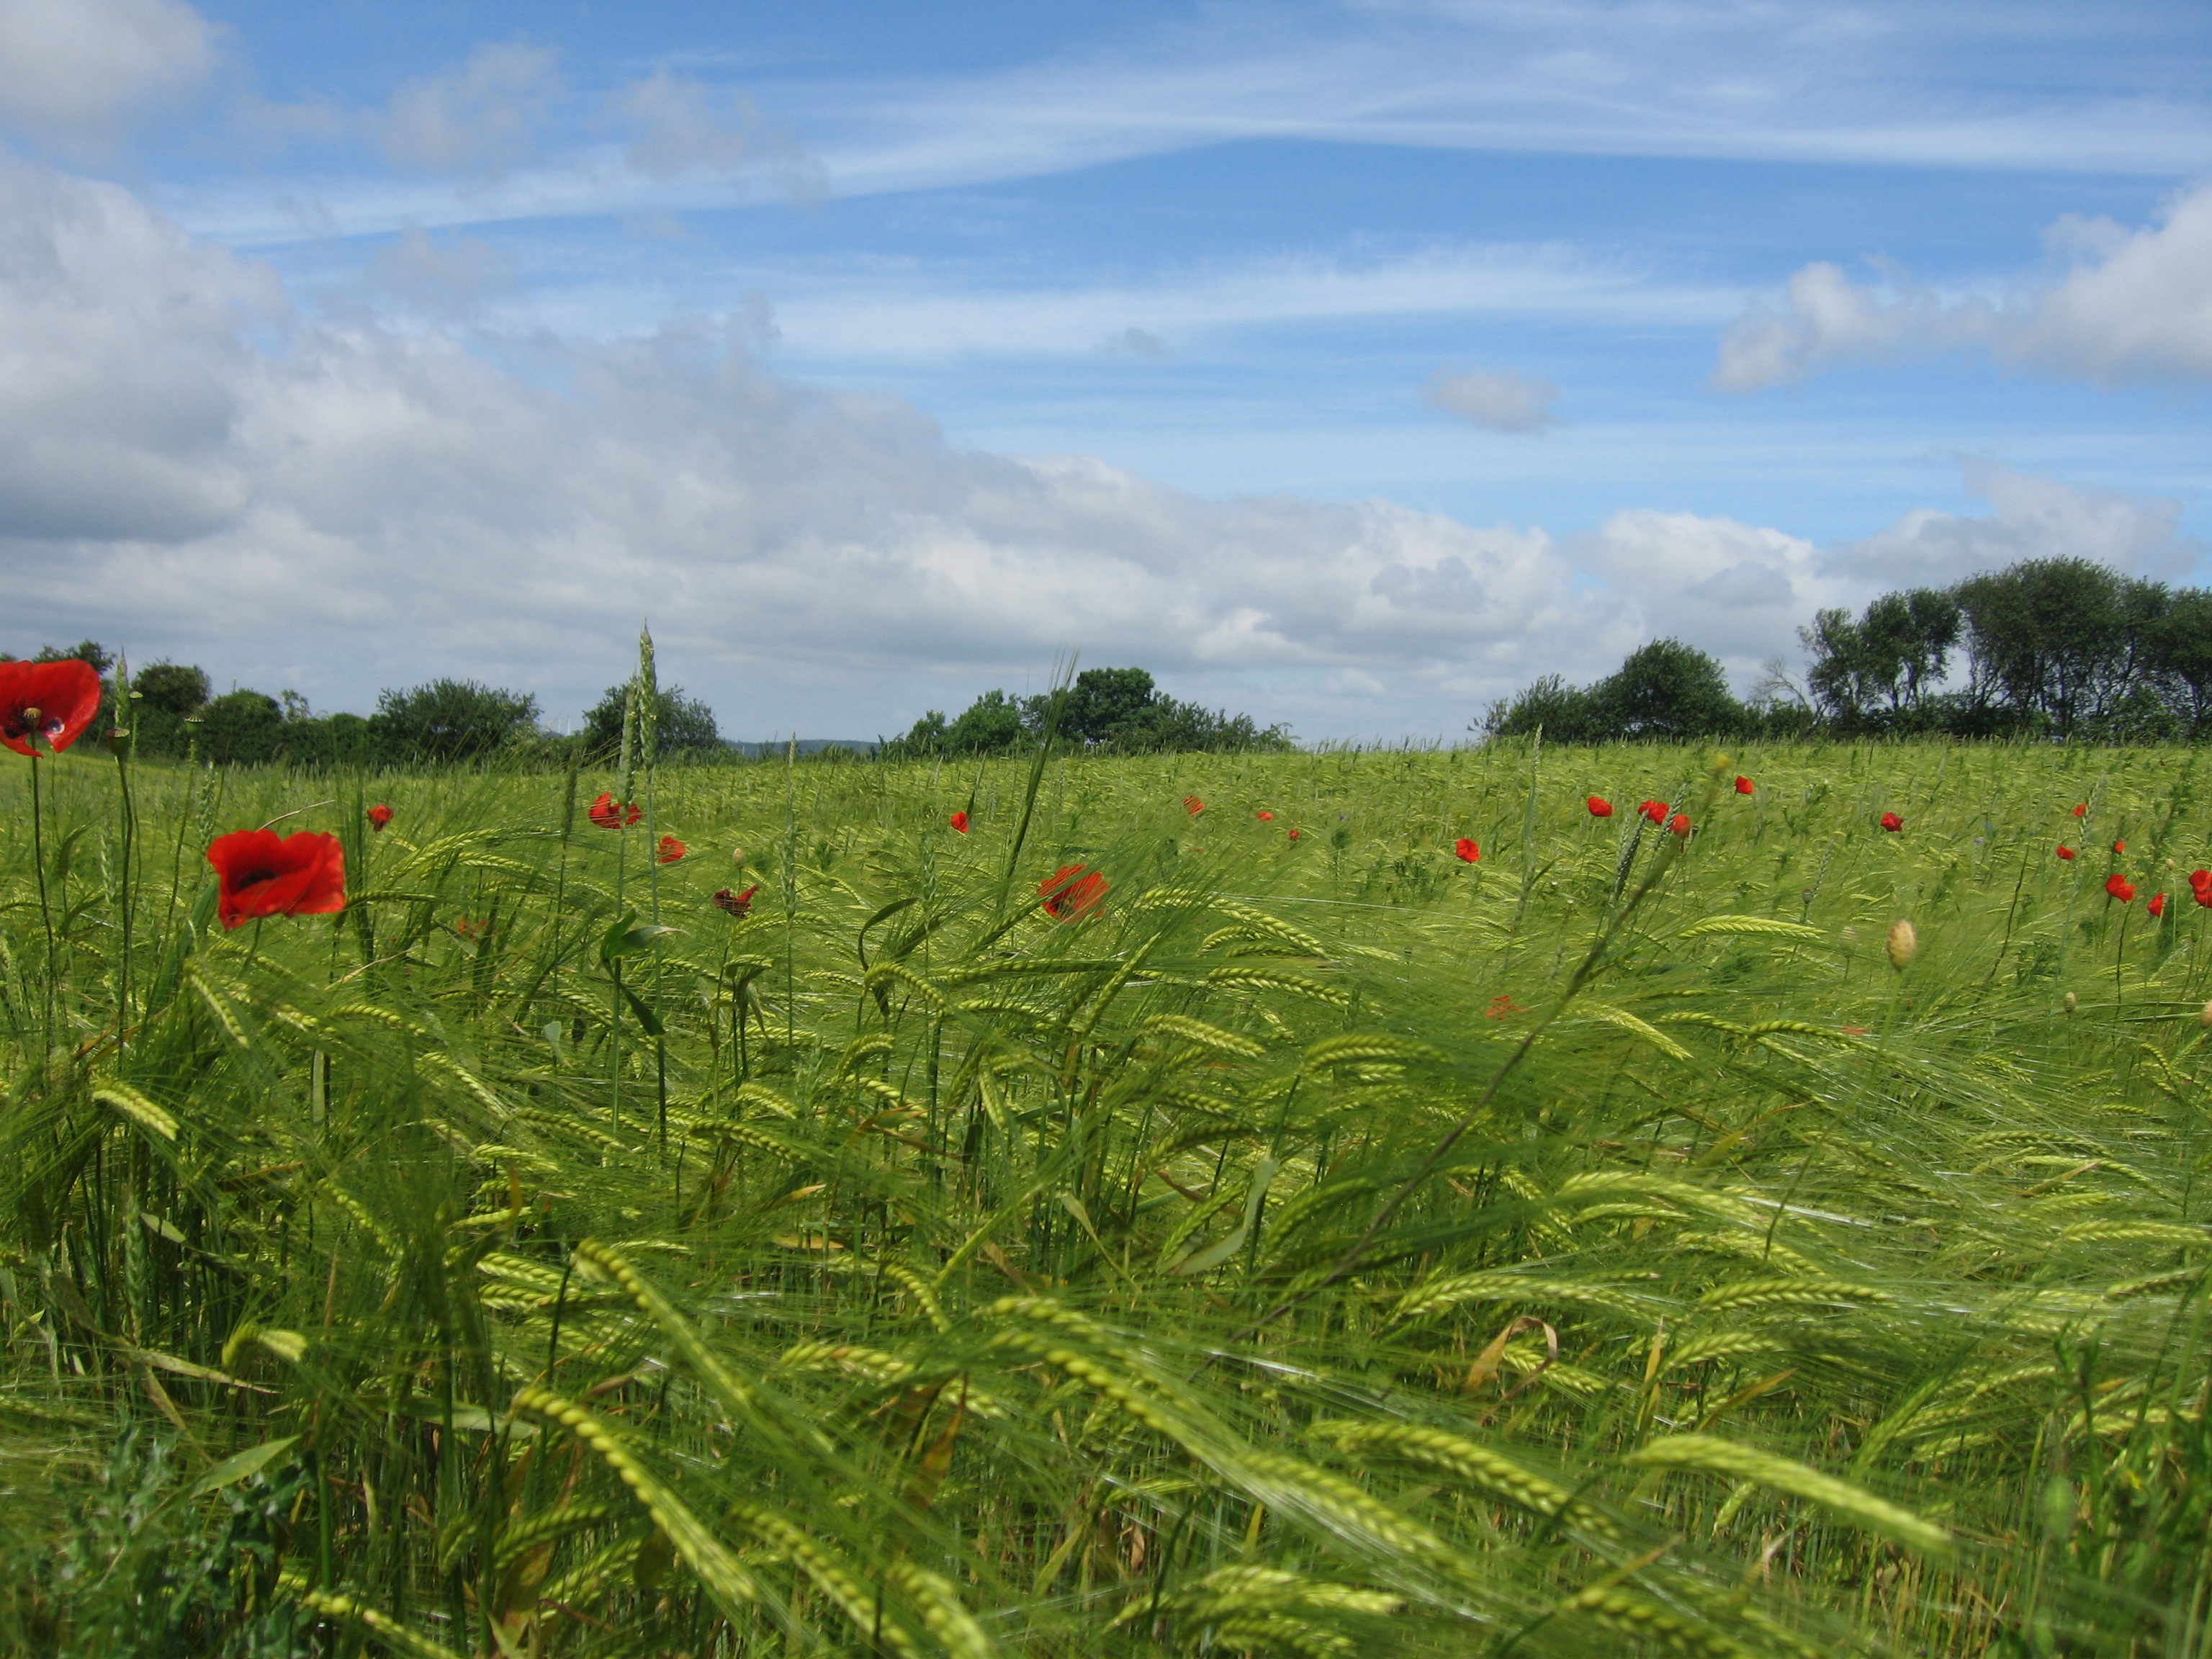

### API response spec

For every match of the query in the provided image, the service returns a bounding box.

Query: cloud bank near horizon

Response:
[0,152,2198,740]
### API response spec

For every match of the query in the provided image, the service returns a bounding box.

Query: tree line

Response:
[884,666,1295,758]
[0,644,723,766]
[1483,557,2212,743]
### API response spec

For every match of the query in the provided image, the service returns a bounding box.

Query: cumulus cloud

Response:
[1715,180,2212,390]
[376,42,563,177]
[1567,510,1835,665]
[1102,326,1169,356]
[1424,366,1559,432]
[0,0,219,150]
[0,154,1604,730]
[1830,458,2204,588]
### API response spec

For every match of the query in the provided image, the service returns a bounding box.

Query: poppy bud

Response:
[1839,926,1858,950]
[1885,918,1917,971]
[2202,999,2211,1028]
[2063,991,2077,1014]
[731,846,747,866]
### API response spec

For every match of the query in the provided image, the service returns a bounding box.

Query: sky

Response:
[0,0,2206,742]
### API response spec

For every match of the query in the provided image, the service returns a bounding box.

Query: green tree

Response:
[369,679,539,762]
[942,690,1028,755]
[580,683,721,758]
[197,690,286,765]
[1592,639,1744,740]
[1481,673,1606,742]
[2149,589,2212,734]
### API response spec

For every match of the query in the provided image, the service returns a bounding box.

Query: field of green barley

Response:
[4,732,2211,1658]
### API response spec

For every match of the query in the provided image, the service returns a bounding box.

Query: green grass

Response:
[3,736,2210,1658]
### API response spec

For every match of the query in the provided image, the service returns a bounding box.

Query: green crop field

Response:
[4,730,2211,1658]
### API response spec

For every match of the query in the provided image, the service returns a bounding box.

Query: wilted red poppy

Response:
[2106,873,2136,904]
[1454,837,1480,863]
[656,836,685,864]
[2149,892,2167,918]
[1587,796,1614,818]
[950,811,969,833]
[714,884,758,917]
[1183,796,1204,815]
[2071,803,2087,817]
[1734,775,1753,795]
[207,829,347,930]
[1668,813,1691,837]
[367,804,394,831]
[1039,863,1108,921]
[588,792,642,829]
[1879,812,1903,832]
[0,659,103,757]
[1256,810,1274,821]
[1638,799,1667,824]
[2056,844,2076,861]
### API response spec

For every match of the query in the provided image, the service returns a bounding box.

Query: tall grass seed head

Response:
[1885,918,1917,971]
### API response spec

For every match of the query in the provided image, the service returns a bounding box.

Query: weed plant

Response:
[2,716,2210,1658]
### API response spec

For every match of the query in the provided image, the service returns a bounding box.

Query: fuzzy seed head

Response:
[1885,919,1917,971]
[2063,991,2077,1014]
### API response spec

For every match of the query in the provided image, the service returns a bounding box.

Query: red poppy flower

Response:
[2192,870,2211,891]
[1638,799,1668,824]
[1183,796,1204,815]
[367,804,394,831]
[1485,994,1523,1020]
[0,659,103,757]
[455,917,485,940]
[656,836,686,864]
[949,811,969,833]
[588,792,642,829]
[2195,882,2212,910]
[1287,828,1301,840]
[1669,813,1691,837]
[2113,840,2126,854]
[714,884,758,917]
[1038,863,1108,921]
[1734,775,1753,795]
[2149,892,2167,918]
[1256,809,1274,821]
[1879,813,1903,832]
[1587,796,1614,818]
[2106,873,2136,904]
[2056,844,2076,861]
[1454,837,1480,863]
[206,829,347,930]
[2071,803,2087,817]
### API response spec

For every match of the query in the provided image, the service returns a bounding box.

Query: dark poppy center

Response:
[232,866,282,891]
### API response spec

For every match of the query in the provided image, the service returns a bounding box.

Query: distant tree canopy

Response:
[1483,556,2212,745]
[580,683,724,759]
[889,667,1294,758]
[370,680,541,762]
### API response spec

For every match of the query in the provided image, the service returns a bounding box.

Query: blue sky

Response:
[0,0,2205,739]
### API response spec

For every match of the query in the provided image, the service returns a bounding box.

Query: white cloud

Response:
[1715,180,2212,389]
[1424,365,1558,432]
[600,68,822,195]
[2,153,2193,737]
[1567,510,1835,667]
[1830,458,2204,588]
[376,42,564,177]
[0,156,1606,733]
[0,0,219,149]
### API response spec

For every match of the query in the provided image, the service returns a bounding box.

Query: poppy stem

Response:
[27,755,54,1056]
